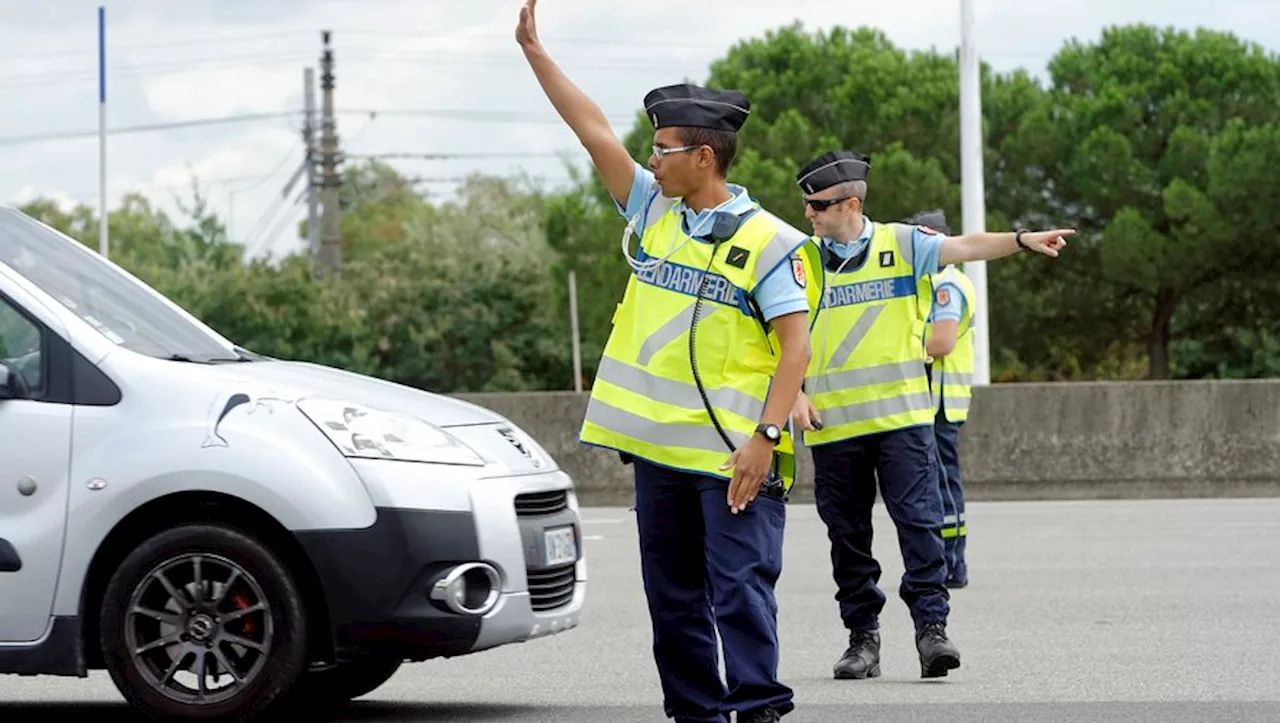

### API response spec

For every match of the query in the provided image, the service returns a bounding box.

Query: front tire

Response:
[292,655,404,706]
[99,524,308,722]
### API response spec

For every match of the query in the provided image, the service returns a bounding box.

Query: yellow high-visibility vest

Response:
[580,195,812,491]
[929,265,976,422]
[799,221,935,446]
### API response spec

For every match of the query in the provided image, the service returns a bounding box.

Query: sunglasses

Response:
[804,195,854,212]
[652,144,698,159]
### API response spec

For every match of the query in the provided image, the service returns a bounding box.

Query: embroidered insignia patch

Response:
[726,246,750,269]
[879,250,895,267]
[791,255,806,288]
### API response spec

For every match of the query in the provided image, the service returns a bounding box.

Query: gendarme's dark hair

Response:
[676,127,738,177]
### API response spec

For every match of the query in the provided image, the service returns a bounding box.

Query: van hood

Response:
[199,358,505,428]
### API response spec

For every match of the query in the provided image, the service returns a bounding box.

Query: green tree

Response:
[1027,24,1280,378]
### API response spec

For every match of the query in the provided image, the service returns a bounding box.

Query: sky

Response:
[2,0,1278,261]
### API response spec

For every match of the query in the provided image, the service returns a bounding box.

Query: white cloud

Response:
[143,64,302,120]
[8,185,79,212]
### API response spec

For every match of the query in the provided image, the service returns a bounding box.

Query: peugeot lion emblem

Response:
[498,428,542,468]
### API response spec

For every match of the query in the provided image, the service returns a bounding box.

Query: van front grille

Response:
[527,564,576,611]
[514,490,568,517]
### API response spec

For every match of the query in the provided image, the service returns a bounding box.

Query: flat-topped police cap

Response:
[643,83,751,132]
[795,150,872,194]
[902,208,950,235]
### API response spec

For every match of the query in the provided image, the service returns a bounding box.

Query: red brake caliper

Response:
[230,592,255,637]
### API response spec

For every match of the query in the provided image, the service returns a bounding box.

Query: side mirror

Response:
[0,362,26,400]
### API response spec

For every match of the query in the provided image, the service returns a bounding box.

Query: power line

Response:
[0,31,315,63]
[339,108,637,124]
[0,112,296,147]
[0,26,1057,72]
[0,50,701,90]
[407,174,574,185]
[0,52,315,87]
[0,29,724,65]
[348,151,578,160]
[0,108,639,149]
[35,171,281,202]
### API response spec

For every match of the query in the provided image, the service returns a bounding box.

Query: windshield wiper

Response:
[166,352,256,364]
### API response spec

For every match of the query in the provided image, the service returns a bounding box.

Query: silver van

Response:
[0,206,585,721]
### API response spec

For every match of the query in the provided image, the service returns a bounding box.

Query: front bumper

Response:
[294,464,586,661]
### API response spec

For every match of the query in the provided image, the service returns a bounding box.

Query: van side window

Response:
[0,298,42,395]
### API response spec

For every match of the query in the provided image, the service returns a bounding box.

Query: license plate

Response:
[544,526,577,566]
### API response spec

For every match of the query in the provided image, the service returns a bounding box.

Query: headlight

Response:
[297,398,486,466]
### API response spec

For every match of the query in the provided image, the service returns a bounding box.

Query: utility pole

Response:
[318,30,342,278]
[569,270,583,392]
[97,6,108,258]
[959,0,990,386]
[303,66,320,279]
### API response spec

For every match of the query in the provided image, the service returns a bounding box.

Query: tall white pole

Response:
[98,5,108,258]
[959,0,990,385]
[304,67,320,277]
[569,270,583,393]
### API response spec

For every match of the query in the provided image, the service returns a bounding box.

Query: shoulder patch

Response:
[790,255,806,288]
[725,245,750,269]
[936,287,951,305]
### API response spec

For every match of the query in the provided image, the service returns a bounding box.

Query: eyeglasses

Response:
[804,195,854,212]
[651,144,697,159]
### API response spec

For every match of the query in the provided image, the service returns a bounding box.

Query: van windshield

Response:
[0,207,245,362]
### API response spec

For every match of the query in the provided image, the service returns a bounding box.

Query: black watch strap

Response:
[755,423,781,445]
[1015,228,1030,250]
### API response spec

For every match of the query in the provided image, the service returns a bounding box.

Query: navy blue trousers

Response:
[810,425,950,632]
[934,409,968,583]
[633,458,794,722]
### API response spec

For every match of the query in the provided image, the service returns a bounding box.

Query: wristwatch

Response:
[755,423,782,445]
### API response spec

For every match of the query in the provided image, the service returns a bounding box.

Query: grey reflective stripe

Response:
[945,372,975,386]
[945,395,970,411]
[893,224,915,266]
[644,192,677,230]
[819,390,934,429]
[943,513,967,525]
[583,397,746,453]
[595,357,764,423]
[810,360,922,396]
[827,305,885,369]
[636,305,720,365]
[753,213,809,279]
[755,234,791,280]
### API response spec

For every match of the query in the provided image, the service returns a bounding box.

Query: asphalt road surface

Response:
[3,498,1279,722]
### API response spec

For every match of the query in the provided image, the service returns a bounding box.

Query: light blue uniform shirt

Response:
[928,275,967,323]
[820,216,945,287]
[616,162,810,322]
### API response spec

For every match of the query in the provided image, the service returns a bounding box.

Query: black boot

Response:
[738,707,781,723]
[833,629,880,679]
[916,622,961,678]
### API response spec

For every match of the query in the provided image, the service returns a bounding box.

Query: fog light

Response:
[429,562,501,615]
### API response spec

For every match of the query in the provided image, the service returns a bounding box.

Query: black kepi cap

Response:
[902,208,950,235]
[643,83,751,132]
[796,150,871,194]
